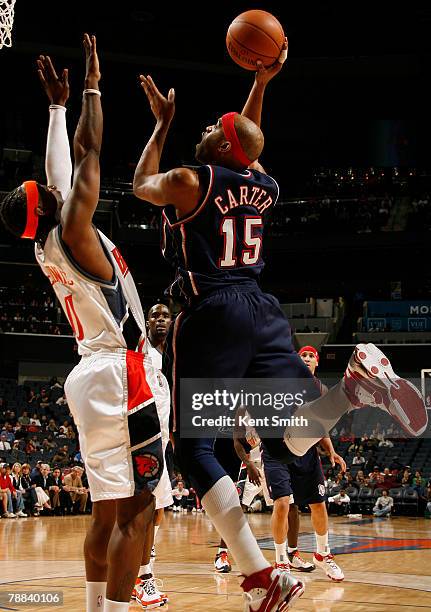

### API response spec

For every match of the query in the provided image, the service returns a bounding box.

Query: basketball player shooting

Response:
[132,38,427,611]
[0,35,169,612]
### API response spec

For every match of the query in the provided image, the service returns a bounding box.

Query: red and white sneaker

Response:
[274,562,290,573]
[214,551,232,573]
[242,566,304,611]
[131,577,141,601]
[288,550,315,572]
[313,553,344,582]
[135,576,165,609]
[344,343,428,437]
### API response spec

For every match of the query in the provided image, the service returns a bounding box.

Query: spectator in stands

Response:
[352,452,365,466]
[25,438,37,455]
[399,468,413,486]
[19,463,40,515]
[382,468,397,490]
[373,490,394,517]
[31,464,52,513]
[30,435,41,450]
[58,420,70,437]
[1,424,15,444]
[47,419,58,434]
[0,434,11,452]
[56,393,68,407]
[29,413,41,427]
[39,389,51,410]
[0,463,16,518]
[40,415,48,430]
[30,460,43,480]
[378,436,394,448]
[49,376,63,390]
[27,389,40,407]
[18,411,30,426]
[5,464,27,517]
[364,452,377,474]
[369,466,382,483]
[63,466,88,514]
[423,485,431,516]
[172,481,190,512]
[412,471,426,493]
[328,489,350,516]
[49,466,71,515]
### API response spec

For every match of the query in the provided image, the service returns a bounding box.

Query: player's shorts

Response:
[261,444,294,503]
[241,460,274,507]
[65,349,167,502]
[288,446,326,505]
[169,287,316,497]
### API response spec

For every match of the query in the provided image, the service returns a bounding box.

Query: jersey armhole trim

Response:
[55,225,117,288]
[163,165,214,228]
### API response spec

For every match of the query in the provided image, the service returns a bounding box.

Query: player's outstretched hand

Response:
[83,33,101,85]
[139,74,175,125]
[254,37,288,86]
[37,55,69,106]
[246,461,262,486]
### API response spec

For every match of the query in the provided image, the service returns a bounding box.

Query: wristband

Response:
[83,88,101,96]
[49,104,66,111]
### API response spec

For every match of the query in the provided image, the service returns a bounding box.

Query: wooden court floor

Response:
[1,511,431,611]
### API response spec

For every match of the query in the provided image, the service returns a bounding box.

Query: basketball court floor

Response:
[1,511,431,611]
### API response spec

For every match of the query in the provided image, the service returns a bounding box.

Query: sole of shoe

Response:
[352,343,427,436]
[289,564,316,573]
[277,581,305,611]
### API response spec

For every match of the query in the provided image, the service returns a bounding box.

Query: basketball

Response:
[226,10,285,71]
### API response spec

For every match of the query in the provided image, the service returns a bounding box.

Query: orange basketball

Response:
[226,10,285,71]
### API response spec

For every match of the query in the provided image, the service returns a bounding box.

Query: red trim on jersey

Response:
[164,165,214,228]
[21,181,40,239]
[221,112,252,168]
[126,350,153,411]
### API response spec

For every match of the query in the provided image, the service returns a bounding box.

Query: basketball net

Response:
[0,0,16,49]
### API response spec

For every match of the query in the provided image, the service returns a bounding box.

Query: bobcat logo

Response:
[134,453,160,478]
[97,595,103,608]
[318,484,326,497]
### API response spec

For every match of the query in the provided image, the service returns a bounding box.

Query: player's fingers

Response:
[146,75,163,98]
[168,88,175,103]
[45,56,58,80]
[62,68,69,86]
[91,34,97,51]
[37,69,47,87]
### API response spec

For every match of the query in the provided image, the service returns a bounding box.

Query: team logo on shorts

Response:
[134,453,160,478]
[97,595,103,607]
[318,484,326,497]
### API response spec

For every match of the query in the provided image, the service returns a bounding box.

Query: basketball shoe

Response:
[214,550,232,573]
[274,562,290,573]
[288,550,315,572]
[135,576,166,608]
[344,343,428,437]
[242,566,304,611]
[313,553,344,582]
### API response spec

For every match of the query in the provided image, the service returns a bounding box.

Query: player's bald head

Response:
[233,114,264,164]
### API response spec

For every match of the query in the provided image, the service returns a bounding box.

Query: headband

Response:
[221,112,252,168]
[21,180,39,240]
[298,345,319,362]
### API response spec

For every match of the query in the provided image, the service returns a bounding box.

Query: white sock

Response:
[103,598,129,611]
[217,547,228,554]
[287,546,297,554]
[85,581,106,611]
[153,525,160,542]
[316,532,330,556]
[202,476,269,576]
[275,541,287,564]
[139,564,152,576]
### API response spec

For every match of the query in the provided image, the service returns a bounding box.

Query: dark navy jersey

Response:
[161,164,279,301]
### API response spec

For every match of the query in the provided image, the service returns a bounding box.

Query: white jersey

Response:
[35,226,147,356]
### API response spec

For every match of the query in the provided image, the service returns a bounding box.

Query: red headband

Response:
[21,181,39,240]
[298,345,319,362]
[221,112,252,168]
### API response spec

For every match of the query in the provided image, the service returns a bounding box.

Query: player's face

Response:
[300,351,318,374]
[195,118,225,163]
[148,304,172,339]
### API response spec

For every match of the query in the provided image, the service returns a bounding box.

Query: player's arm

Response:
[37,55,72,199]
[233,407,262,486]
[319,437,346,472]
[60,35,112,281]
[133,75,201,215]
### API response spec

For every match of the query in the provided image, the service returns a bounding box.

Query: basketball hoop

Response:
[0,0,16,49]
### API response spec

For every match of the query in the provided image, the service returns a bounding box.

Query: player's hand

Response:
[246,461,261,486]
[139,75,175,125]
[330,451,347,473]
[37,55,69,106]
[254,37,288,86]
[83,33,101,86]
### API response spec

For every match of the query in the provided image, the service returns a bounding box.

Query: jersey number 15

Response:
[218,216,262,268]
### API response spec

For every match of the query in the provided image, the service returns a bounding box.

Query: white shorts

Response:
[242,461,274,507]
[155,460,173,510]
[65,349,169,502]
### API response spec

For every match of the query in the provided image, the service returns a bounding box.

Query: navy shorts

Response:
[289,446,326,505]
[261,443,293,501]
[169,287,314,498]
